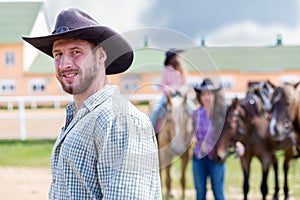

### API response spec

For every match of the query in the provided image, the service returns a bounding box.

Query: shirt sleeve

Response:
[96,112,162,199]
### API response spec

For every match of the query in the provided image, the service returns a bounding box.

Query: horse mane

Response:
[212,88,226,139]
[276,81,300,133]
[290,82,300,130]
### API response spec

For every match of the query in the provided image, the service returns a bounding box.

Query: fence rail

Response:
[0,92,245,140]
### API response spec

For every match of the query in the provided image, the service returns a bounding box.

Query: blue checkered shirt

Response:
[49,86,162,199]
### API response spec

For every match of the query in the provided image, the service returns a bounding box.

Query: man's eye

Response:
[53,52,62,58]
[72,51,80,55]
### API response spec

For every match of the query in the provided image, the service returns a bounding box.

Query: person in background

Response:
[150,48,190,133]
[22,8,161,200]
[192,78,225,200]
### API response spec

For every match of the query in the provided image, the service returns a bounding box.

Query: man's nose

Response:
[58,54,72,69]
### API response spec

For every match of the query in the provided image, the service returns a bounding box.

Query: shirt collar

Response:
[83,85,119,111]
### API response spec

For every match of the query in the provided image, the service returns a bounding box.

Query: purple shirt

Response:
[193,107,217,159]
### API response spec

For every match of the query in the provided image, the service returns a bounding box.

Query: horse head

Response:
[212,89,266,164]
[212,97,240,163]
[167,94,194,156]
[157,93,194,158]
[269,82,300,141]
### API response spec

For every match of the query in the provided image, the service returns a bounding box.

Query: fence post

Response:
[18,97,26,140]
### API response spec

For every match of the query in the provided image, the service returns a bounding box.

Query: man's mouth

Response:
[61,71,78,82]
[64,73,77,78]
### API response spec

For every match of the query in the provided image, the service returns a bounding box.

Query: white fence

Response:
[0,92,245,140]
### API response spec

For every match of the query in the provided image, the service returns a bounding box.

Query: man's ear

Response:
[97,47,107,63]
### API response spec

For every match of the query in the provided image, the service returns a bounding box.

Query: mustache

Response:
[58,69,79,76]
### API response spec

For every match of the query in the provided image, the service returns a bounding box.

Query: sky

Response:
[42,0,300,47]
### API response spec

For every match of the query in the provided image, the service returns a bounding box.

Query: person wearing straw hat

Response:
[22,8,161,200]
[192,78,225,200]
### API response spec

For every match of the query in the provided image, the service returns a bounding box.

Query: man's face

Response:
[52,39,103,95]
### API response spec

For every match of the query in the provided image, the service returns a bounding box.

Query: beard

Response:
[57,62,98,95]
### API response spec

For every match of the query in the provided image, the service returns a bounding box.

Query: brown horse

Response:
[268,82,300,199]
[269,82,300,140]
[213,95,278,200]
[212,86,294,200]
[155,94,194,200]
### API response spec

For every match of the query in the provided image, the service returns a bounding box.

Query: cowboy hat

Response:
[164,48,184,66]
[193,78,222,92]
[22,8,133,75]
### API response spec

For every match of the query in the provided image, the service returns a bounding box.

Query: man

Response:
[22,8,162,199]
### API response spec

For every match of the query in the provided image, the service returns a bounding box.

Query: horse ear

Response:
[232,97,239,107]
[166,94,172,105]
[294,81,300,89]
[266,79,276,89]
[183,94,188,104]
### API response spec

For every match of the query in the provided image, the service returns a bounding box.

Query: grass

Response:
[0,139,55,167]
[0,140,300,199]
[161,151,300,200]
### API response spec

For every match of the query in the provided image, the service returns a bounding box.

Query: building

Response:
[123,43,300,97]
[0,2,59,96]
[1,1,300,106]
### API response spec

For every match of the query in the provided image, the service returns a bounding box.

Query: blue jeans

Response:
[192,155,225,200]
[149,95,167,133]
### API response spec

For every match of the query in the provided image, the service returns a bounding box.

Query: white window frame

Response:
[0,79,16,93]
[5,51,15,66]
[29,78,47,93]
[120,75,141,92]
[220,76,235,90]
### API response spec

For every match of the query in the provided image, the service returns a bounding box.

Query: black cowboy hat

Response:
[193,78,222,93]
[164,48,184,66]
[22,8,133,75]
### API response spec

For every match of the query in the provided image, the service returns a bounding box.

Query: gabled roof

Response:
[129,45,300,73]
[0,1,44,44]
[127,48,165,73]
[25,52,54,74]
[186,45,300,72]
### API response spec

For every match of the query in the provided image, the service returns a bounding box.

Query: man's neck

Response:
[73,83,109,111]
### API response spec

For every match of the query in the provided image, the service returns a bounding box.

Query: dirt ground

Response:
[0,167,297,200]
[0,167,51,200]
[0,108,298,200]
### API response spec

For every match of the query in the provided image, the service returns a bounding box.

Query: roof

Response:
[25,45,300,75]
[0,1,44,43]
[129,45,300,73]
[127,48,165,73]
[25,53,54,74]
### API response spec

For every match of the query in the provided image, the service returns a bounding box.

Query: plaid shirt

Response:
[193,107,217,159]
[49,85,162,200]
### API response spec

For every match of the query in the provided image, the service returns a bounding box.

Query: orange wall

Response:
[1,43,300,98]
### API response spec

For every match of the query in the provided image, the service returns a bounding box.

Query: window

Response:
[0,79,16,93]
[5,52,15,66]
[221,76,235,89]
[29,79,47,93]
[120,75,141,93]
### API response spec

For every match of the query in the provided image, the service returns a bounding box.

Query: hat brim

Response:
[22,26,133,75]
[194,86,222,93]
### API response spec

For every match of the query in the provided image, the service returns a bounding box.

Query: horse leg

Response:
[241,157,252,200]
[260,162,270,200]
[272,155,279,200]
[180,149,189,200]
[283,148,293,200]
[165,164,172,200]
